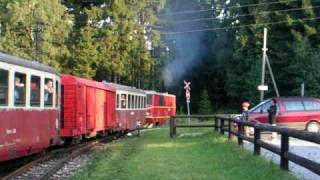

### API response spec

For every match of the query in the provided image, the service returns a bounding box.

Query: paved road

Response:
[243,134,320,180]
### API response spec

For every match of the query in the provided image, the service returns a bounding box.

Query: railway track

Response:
[2,136,116,180]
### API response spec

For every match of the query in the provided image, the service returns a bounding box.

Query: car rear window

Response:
[284,101,304,111]
[303,101,320,110]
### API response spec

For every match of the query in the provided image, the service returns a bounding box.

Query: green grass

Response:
[71,128,297,180]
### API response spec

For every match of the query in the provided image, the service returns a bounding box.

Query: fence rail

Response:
[169,115,320,176]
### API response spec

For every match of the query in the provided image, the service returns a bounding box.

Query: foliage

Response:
[1,0,320,111]
[163,0,320,111]
[0,0,167,90]
[0,0,73,70]
[198,89,214,114]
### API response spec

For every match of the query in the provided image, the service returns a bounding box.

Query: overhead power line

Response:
[159,0,305,16]
[164,5,320,24]
[160,16,320,35]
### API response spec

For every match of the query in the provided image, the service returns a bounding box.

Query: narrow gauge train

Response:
[0,52,176,162]
[103,83,147,131]
[145,91,176,125]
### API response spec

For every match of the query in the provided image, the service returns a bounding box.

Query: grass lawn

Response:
[71,128,297,180]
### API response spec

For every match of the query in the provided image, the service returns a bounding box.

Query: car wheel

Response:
[306,121,320,133]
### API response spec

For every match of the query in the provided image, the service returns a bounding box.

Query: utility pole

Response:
[266,55,280,97]
[260,28,268,102]
[301,82,305,97]
[34,19,43,62]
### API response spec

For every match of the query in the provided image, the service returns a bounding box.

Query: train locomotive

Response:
[145,91,176,125]
[0,52,176,162]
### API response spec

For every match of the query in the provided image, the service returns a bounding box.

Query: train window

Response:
[14,72,26,106]
[135,96,138,109]
[159,96,165,106]
[136,96,139,109]
[142,97,144,108]
[138,96,141,109]
[128,94,131,109]
[56,81,59,108]
[132,96,135,109]
[121,94,127,109]
[30,76,41,107]
[44,78,54,107]
[116,94,119,108]
[0,69,8,106]
[131,95,134,108]
[147,95,152,105]
[144,97,146,108]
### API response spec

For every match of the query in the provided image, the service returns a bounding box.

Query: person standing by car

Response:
[268,98,277,139]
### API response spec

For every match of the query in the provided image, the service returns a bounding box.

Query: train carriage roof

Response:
[62,75,115,92]
[103,82,146,94]
[0,52,60,75]
[145,90,176,97]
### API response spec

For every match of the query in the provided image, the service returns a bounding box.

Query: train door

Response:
[105,91,116,129]
[86,87,96,130]
[76,85,86,133]
[95,89,105,131]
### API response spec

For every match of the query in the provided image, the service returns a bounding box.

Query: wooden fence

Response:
[169,114,320,176]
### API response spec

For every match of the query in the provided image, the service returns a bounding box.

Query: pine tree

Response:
[0,0,73,70]
[198,89,213,114]
[69,27,98,78]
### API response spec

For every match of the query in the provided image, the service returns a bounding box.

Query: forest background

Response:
[1,0,320,113]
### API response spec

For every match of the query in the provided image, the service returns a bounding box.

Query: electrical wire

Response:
[160,16,320,35]
[159,0,306,16]
[164,5,320,24]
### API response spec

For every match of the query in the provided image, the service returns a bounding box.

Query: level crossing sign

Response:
[184,80,191,102]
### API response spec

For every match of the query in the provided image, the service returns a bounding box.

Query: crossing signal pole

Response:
[184,80,191,124]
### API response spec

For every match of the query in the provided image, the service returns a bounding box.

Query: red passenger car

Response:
[0,52,61,162]
[104,83,146,131]
[60,75,116,143]
[145,91,176,125]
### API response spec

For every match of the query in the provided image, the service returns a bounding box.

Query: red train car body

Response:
[60,75,116,141]
[0,53,61,162]
[0,51,177,162]
[104,83,146,131]
[145,91,176,125]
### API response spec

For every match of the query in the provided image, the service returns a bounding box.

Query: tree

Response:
[198,89,213,114]
[64,0,166,90]
[69,27,99,78]
[0,0,73,70]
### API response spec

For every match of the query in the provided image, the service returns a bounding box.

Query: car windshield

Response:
[248,100,270,113]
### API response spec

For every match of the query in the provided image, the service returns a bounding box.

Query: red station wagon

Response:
[248,97,320,132]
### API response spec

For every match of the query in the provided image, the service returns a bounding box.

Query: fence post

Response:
[228,119,232,139]
[237,122,243,146]
[280,134,289,170]
[173,117,176,136]
[254,127,261,155]
[214,117,219,131]
[220,118,225,135]
[170,117,174,138]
